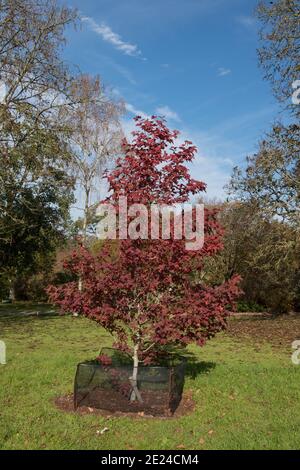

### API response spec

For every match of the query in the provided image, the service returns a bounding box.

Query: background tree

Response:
[0,184,70,300]
[0,0,80,298]
[257,0,300,115]
[66,75,124,244]
[228,123,300,226]
[0,0,79,162]
[201,200,300,313]
[226,0,300,310]
[228,0,300,226]
[48,116,240,401]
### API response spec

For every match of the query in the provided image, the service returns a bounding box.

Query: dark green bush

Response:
[237,300,266,313]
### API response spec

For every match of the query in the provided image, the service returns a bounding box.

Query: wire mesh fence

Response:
[74,348,186,416]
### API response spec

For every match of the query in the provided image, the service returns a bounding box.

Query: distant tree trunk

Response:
[8,278,16,302]
[82,185,90,244]
[75,186,90,315]
[77,185,90,290]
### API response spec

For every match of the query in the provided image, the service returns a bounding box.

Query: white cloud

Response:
[172,127,239,200]
[156,105,181,122]
[111,87,121,97]
[223,157,234,166]
[217,67,231,77]
[120,114,238,200]
[236,15,256,28]
[109,61,137,85]
[179,106,278,199]
[120,104,272,201]
[125,103,181,123]
[82,16,142,57]
[125,102,149,119]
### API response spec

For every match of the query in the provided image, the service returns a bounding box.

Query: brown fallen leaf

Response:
[208,430,214,435]
[176,444,185,449]
[199,438,205,445]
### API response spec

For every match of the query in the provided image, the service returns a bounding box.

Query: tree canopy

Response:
[48,117,240,371]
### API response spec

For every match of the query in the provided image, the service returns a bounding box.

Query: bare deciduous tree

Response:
[257,0,300,115]
[66,75,124,243]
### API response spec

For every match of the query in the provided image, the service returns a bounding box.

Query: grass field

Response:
[0,303,300,450]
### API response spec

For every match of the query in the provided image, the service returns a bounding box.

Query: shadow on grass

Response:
[0,311,62,330]
[185,360,216,380]
[165,348,216,380]
[176,349,215,379]
[0,311,59,320]
[0,302,59,320]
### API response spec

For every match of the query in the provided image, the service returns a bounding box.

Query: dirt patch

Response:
[54,390,195,419]
[227,314,300,350]
[76,388,176,416]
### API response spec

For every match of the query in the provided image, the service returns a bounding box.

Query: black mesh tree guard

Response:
[74,348,186,416]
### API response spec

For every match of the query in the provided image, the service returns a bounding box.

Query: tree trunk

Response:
[77,187,90,294]
[9,279,16,302]
[82,186,90,244]
[0,340,6,365]
[75,187,90,316]
[129,343,143,403]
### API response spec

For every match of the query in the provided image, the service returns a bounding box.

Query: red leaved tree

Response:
[48,116,240,401]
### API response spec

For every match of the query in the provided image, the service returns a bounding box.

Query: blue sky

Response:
[62,0,282,201]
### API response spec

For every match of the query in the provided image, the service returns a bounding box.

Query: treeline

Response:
[200,200,300,313]
[0,0,299,314]
[0,1,124,301]
[217,0,300,313]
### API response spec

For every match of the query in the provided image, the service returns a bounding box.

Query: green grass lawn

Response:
[0,304,300,450]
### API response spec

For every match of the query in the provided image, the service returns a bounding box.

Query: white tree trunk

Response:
[74,187,89,316]
[129,343,143,403]
[9,279,16,302]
